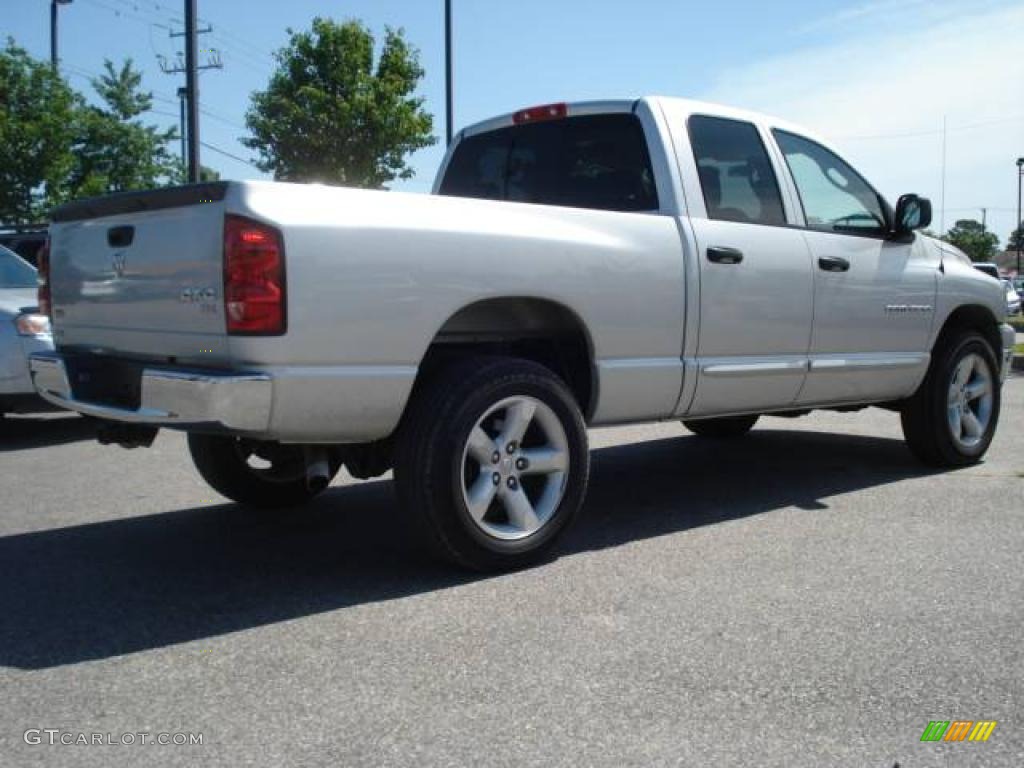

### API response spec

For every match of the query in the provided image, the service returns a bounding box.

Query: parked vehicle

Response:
[973,262,1001,281]
[1004,280,1021,316]
[0,245,54,416]
[30,97,1016,570]
[0,227,47,268]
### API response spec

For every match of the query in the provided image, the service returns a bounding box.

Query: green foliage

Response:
[244,18,435,188]
[68,59,179,198]
[1009,224,1023,252]
[0,39,77,223]
[942,219,1000,263]
[0,44,180,223]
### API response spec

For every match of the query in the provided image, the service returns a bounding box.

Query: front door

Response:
[771,130,937,405]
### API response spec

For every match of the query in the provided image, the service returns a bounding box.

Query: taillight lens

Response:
[37,237,51,317]
[15,313,51,337]
[223,215,286,335]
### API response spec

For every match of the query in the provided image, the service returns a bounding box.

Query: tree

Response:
[0,39,77,223]
[68,59,179,197]
[1009,223,1023,252]
[942,219,999,262]
[244,18,435,188]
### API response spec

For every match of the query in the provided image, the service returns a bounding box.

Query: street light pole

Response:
[177,87,188,172]
[50,0,72,73]
[1016,157,1023,277]
[445,0,453,146]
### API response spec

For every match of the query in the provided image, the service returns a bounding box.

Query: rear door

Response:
[679,115,814,416]
[770,130,936,404]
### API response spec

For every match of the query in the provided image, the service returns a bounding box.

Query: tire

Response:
[394,357,589,572]
[901,331,1001,467]
[683,414,759,438]
[188,434,339,508]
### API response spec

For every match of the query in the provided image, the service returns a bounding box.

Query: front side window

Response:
[773,130,887,235]
[439,114,659,212]
[688,115,786,226]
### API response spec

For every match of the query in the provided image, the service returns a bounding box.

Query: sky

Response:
[5,0,1023,242]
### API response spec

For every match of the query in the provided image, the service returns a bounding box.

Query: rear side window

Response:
[439,114,659,212]
[688,115,786,226]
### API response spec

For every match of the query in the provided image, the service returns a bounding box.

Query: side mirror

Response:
[892,194,932,238]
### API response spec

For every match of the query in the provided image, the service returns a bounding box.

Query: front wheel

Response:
[900,331,1001,467]
[394,357,589,571]
[188,434,339,507]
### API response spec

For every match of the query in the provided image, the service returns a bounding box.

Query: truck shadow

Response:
[0,428,939,670]
[0,414,96,452]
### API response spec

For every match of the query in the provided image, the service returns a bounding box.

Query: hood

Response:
[0,287,40,316]
[920,234,971,266]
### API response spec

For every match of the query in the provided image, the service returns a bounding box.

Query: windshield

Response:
[0,245,38,289]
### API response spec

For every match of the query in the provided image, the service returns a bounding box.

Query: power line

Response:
[835,114,1024,141]
[199,107,246,131]
[199,140,258,169]
[79,0,172,30]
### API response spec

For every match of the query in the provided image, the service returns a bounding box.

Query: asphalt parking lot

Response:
[1,377,1021,767]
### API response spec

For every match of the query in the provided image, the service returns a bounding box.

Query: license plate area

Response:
[64,356,144,410]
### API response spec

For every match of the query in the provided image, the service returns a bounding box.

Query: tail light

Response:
[513,102,568,125]
[223,215,286,335]
[37,237,51,317]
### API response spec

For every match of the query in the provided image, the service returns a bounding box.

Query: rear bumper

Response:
[1000,323,1015,382]
[29,352,272,433]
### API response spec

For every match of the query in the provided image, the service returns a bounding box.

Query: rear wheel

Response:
[188,434,339,507]
[394,357,589,571]
[901,331,1000,467]
[683,414,759,438]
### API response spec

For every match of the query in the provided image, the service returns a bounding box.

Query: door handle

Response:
[707,246,743,264]
[818,255,850,272]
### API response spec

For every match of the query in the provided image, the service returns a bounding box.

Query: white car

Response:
[0,245,54,417]
[1004,280,1021,316]
[31,97,1016,570]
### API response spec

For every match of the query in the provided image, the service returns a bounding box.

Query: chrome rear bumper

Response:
[29,352,272,432]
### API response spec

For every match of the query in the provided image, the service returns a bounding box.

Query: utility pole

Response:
[50,0,73,73]
[980,207,987,232]
[158,6,222,183]
[445,0,453,146]
[184,0,200,182]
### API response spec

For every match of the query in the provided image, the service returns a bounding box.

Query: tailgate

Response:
[49,183,231,364]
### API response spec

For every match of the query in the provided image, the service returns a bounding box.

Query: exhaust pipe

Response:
[304,447,330,493]
[96,422,159,449]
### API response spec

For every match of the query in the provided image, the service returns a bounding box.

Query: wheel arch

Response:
[933,304,1003,357]
[412,296,598,421]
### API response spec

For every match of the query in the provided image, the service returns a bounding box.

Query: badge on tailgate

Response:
[180,287,218,303]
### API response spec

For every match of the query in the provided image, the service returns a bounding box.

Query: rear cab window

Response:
[439,113,659,213]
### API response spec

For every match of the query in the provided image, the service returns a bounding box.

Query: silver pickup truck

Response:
[31,97,1015,570]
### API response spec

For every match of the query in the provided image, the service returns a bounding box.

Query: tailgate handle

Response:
[107,226,135,248]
